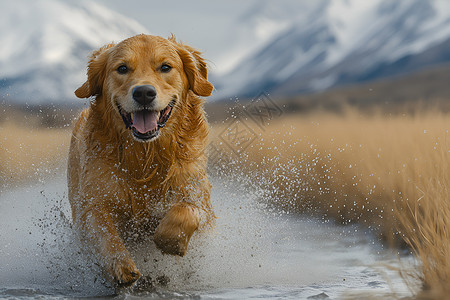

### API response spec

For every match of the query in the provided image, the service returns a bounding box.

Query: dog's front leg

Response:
[153,202,200,256]
[77,207,141,286]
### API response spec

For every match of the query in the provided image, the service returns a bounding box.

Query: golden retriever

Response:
[68,34,215,286]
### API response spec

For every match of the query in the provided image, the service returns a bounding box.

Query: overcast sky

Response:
[91,0,256,65]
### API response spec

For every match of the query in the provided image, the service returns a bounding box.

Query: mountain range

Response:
[212,0,450,100]
[2,0,450,105]
[0,0,147,105]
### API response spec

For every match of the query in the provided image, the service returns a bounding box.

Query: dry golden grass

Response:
[210,110,449,299]
[0,122,71,187]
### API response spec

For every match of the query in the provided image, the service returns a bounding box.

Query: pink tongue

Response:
[132,110,158,134]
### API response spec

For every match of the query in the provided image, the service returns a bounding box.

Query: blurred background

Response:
[0,0,449,197]
[1,0,450,111]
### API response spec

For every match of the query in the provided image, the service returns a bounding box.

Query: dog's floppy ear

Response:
[171,38,213,97]
[75,43,115,98]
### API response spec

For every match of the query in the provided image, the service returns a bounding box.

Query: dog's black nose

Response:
[132,85,157,106]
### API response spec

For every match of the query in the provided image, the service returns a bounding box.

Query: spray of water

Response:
[0,174,413,298]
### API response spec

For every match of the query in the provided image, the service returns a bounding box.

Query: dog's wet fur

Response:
[68,34,215,286]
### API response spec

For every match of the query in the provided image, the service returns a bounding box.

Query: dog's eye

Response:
[117,65,129,74]
[160,64,172,73]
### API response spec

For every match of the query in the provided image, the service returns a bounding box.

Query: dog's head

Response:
[75,34,213,142]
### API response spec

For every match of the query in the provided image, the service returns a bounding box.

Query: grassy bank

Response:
[0,122,71,188]
[210,110,449,298]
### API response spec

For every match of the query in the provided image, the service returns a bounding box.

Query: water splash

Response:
[0,177,414,299]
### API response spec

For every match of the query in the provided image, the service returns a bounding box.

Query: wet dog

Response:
[68,34,215,286]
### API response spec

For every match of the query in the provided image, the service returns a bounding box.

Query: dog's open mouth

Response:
[119,100,174,141]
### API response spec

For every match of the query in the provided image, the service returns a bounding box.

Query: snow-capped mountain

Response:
[0,0,148,105]
[213,0,450,100]
[4,0,450,104]
[211,0,326,75]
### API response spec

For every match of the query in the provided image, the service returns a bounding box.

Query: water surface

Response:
[0,177,415,299]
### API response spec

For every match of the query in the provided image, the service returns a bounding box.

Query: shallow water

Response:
[0,176,416,299]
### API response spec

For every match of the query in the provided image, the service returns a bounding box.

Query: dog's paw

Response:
[153,204,199,256]
[154,225,189,256]
[109,254,141,287]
